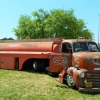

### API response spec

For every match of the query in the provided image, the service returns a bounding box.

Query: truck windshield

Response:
[73,42,99,52]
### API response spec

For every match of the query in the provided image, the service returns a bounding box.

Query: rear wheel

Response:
[33,61,40,71]
[64,74,76,88]
[33,60,46,72]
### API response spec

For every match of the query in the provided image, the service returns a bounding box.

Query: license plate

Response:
[85,82,92,88]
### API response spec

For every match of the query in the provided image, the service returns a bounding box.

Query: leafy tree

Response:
[1,37,14,40]
[13,15,33,39]
[45,9,93,39]
[32,9,50,38]
[13,9,93,39]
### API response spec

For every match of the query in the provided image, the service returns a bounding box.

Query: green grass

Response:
[0,69,100,100]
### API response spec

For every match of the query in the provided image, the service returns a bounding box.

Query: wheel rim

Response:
[33,62,37,70]
[66,74,75,87]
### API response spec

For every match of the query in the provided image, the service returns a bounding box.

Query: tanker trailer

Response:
[0,38,65,75]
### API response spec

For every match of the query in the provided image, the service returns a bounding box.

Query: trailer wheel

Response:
[65,74,76,88]
[33,61,40,71]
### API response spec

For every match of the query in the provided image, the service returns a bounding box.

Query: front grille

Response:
[87,73,100,87]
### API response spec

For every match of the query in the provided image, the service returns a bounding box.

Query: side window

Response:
[88,43,99,52]
[61,43,72,53]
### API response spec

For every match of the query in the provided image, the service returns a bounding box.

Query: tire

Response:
[64,74,76,88]
[33,60,45,72]
[45,67,58,77]
[33,60,40,71]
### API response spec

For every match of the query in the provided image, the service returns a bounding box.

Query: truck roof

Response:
[62,39,93,43]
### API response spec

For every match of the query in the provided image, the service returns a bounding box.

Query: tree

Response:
[13,15,33,39]
[32,9,50,38]
[13,9,93,39]
[1,37,14,40]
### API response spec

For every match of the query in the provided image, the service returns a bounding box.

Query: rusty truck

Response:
[0,38,100,93]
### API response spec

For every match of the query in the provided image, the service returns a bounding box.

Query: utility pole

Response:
[98,14,100,46]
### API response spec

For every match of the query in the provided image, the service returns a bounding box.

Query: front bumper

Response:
[79,88,100,94]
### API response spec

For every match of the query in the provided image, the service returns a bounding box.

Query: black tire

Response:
[64,74,76,88]
[33,60,40,71]
[33,60,45,72]
[45,67,58,77]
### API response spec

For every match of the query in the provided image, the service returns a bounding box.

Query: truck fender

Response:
[67,67,86,88]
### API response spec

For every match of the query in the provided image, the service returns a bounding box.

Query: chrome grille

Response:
[87,73,100,87]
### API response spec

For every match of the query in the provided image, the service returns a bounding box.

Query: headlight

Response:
[78,71,85,78]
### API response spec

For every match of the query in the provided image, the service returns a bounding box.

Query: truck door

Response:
[49,53,66,73]
[49,42,72,73]
[61,42,72,67]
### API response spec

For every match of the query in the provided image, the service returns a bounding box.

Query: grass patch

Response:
[0,69,100,100]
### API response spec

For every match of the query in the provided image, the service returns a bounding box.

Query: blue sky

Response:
[0,0,100,43]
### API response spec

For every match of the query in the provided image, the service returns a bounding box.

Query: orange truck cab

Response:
[57,38,100,93]
[0,38,100,93]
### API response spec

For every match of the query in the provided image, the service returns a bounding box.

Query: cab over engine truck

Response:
[0,38,100,93]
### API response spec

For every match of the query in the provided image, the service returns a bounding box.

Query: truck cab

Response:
[58,38,100,93]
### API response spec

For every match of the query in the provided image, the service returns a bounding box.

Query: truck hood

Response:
[73,52,100,70]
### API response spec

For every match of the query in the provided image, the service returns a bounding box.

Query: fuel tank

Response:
[0,41,58,52]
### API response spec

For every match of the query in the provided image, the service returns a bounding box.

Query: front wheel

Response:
[64,74,76,88]
[45,67,58,77]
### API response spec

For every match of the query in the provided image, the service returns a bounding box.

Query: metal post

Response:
[98,14,100,46]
